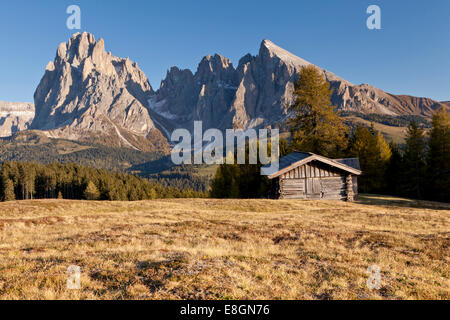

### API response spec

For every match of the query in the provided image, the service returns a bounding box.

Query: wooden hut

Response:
[263,152,362,201]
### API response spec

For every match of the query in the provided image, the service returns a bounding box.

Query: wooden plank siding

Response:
[277,161,355,200]
[286,161,344,178]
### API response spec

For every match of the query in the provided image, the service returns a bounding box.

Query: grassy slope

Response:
[279,116,409,144]
[0,196,448,300]
[0,135,163,173]
[343,116,408,144]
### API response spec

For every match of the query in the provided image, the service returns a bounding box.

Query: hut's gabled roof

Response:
[334,158,361,171]
[262,152,362,178]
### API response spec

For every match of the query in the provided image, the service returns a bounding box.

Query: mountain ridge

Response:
[0,101,34,137]
[31,32,169,152]
[149,38,447,136]
[0,33,447,151]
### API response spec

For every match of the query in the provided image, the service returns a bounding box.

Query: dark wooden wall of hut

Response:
[276,161,358,200]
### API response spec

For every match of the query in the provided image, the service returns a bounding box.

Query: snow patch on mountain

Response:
[0,101,35,137]
[148,97,177,120]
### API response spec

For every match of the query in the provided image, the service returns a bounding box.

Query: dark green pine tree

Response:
[385,142,403,196]
[349,125,390,193]
[18,163,36,200]
[0,161,209,202]
[403,121,427,199]
[426,107,450,202]
[210,165,228,198]
[210,140,272,199]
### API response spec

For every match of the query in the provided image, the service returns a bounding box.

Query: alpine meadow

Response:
[0,1,449,305]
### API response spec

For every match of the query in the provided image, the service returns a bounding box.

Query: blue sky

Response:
[0,0,449,102]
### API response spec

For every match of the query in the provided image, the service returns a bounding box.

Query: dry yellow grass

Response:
[0,196,448,300]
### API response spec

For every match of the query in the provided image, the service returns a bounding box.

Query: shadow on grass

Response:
[356,194,450,211]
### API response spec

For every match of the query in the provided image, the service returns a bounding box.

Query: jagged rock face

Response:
[0,101,34,137]
[194,54,239,129]
[329,83,446,116]
[229,39,321,129]
[228,40,445,128]
[151,39,355,132]
[7,35,446,150]
[152,39,446,135]
[150,54,239,132]
[151,67,196,123]
[32,32,169,152]
[387,95,447,115]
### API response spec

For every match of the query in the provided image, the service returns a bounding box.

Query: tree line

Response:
[1,66,447,203]
[211,65,449,202]
[0,162,207,202]
[340,111,431,128]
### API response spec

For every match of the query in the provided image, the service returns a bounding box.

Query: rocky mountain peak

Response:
[31,32,168,152]
[195,54,235,84]
[200,54,233,69]
[0,101,35,137]
[56,32,96,66]
[3,36,445,152]
[258,39,347,84]
[162,66,194,86]
[151,39,446,135]
[259,39,309,67]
